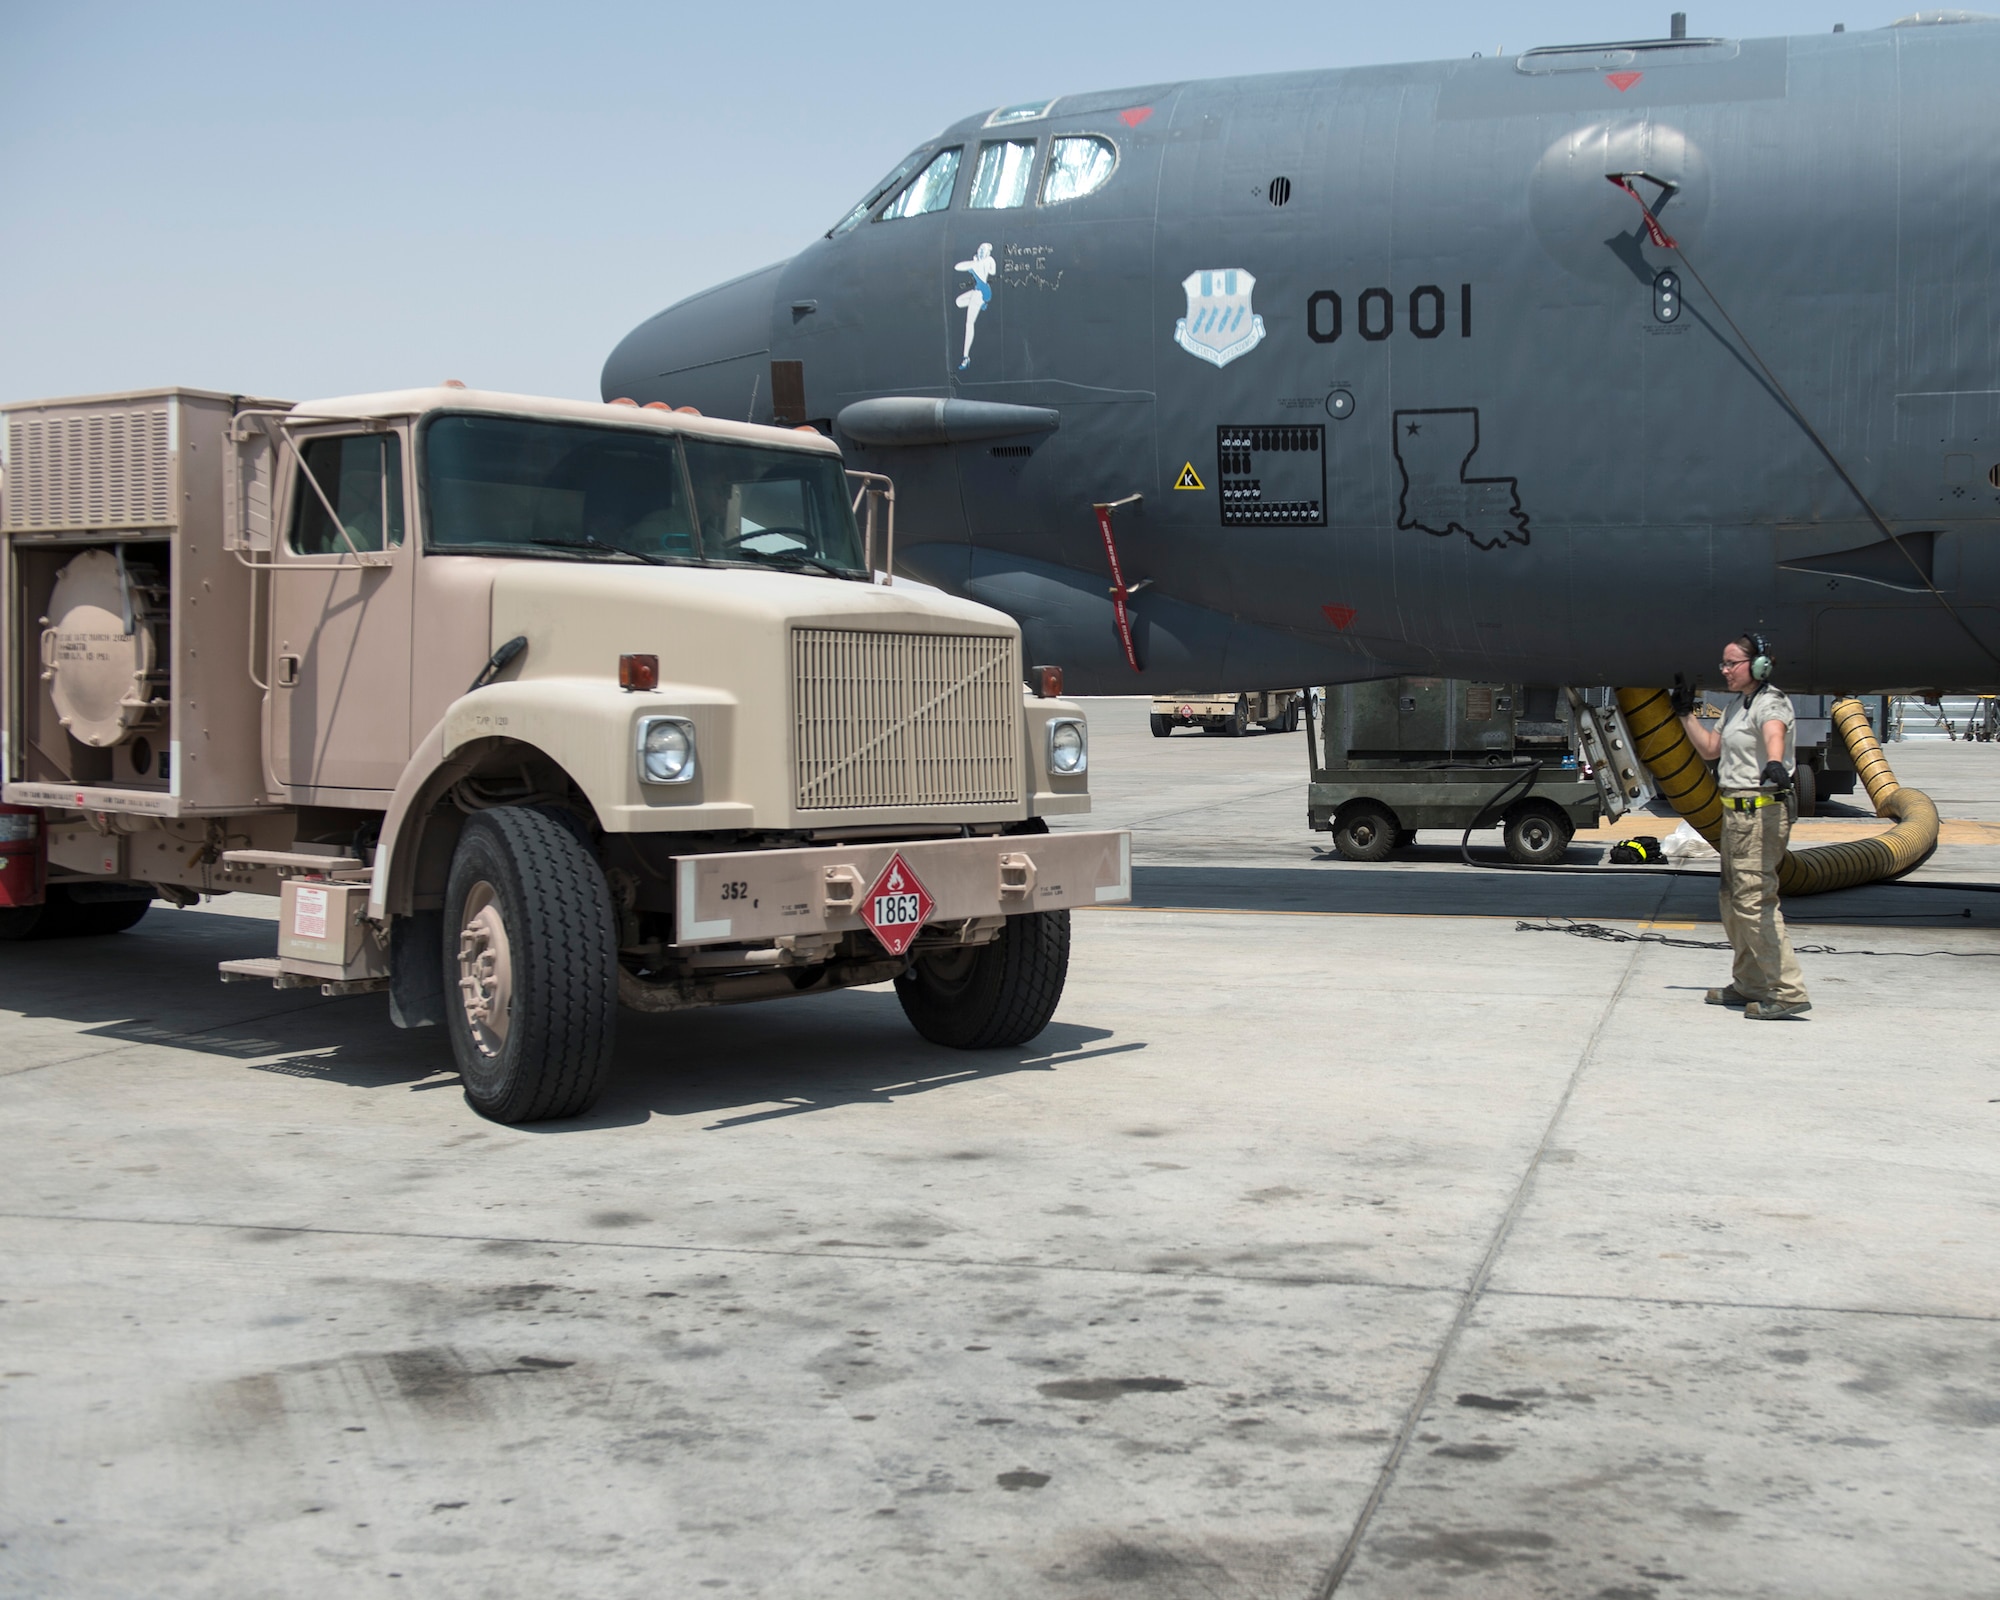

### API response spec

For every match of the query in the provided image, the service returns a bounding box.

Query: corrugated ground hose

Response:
[1614,688,1940,895]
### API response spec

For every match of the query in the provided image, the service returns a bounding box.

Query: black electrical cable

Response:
[1613,177,2000,674]
[1517,917,2000,959]
[1454,761,1717,880]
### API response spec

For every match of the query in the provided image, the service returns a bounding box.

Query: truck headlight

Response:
[637,717,697,785]
[1048,717,1087,776]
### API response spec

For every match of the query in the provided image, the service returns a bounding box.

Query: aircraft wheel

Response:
[896,909,1070,1049]
[444,806,617,1124]
[1332,802,1399,863]
[1150,714,1175,738]
[1793,761,1818,818]
[1503,800,1574,866]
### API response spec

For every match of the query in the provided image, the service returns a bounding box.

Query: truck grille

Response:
[794,629,1022,810]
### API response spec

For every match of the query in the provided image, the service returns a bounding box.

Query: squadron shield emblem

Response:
[1173,268,1267,368]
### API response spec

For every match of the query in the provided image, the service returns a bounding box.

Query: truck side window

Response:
[877,148,961,220]
[289,434,405,555]
[968,140,1036,209]
[1041,135,1117,204]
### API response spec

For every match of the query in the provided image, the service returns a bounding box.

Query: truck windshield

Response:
[420,414,864,576]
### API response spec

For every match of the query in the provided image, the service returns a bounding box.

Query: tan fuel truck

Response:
[0,386,1129,1122]
[1149,689,1301,737]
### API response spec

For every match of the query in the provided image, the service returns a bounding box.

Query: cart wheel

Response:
[1150,714,1174,738]
[1333,802,1399,862]
[1503,800,1574,865]
[1793,761,1817,818]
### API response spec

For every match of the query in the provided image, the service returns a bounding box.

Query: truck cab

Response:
[1,386,1129,1121]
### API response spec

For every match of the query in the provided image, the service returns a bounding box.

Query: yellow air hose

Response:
[1613,688,1940,894]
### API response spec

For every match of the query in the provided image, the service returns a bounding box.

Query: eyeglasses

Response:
[1719,657,1749,671]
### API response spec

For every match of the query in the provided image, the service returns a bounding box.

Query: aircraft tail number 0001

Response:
[1307,285,1472,344]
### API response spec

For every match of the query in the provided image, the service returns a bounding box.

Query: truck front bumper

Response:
[673,830,1130,948]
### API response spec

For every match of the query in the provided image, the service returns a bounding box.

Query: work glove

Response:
[1760,759,1792,794]
[1669,674,1696,716]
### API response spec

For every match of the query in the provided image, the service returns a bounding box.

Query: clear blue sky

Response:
[3,2,1878,405]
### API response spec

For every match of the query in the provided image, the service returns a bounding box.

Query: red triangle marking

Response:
[1119,106,1153,128]
[1605,71,1643,92]
[1322,603,1357,631]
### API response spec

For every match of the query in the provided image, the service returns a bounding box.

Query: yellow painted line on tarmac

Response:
[1575,815,2000,846]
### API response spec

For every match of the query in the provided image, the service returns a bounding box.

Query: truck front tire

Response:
[1150,714,1174,737]
[443,807,617,1124]
[895,909,1070,1049]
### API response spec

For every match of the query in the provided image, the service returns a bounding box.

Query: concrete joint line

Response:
[1313,884,1666,1599]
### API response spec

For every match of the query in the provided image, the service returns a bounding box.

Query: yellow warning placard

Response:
[1174,462,1205,490]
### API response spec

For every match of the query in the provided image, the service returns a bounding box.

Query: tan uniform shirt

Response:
[1717,683,1795,790]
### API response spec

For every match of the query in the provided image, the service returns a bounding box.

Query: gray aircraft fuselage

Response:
[603,21,2000,694]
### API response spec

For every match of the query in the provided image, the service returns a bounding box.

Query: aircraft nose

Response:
[600,260,788,418]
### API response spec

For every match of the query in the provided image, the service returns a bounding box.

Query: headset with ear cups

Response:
[1739,631,1773,683]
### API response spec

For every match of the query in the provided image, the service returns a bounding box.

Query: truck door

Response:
[267,429,414,793]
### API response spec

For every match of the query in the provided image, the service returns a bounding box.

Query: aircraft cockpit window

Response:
[985,99,1055,127]
[968,140,1037,210]
[877,148,962,221]
[1041,135,1117,205]
[831,150,927,236]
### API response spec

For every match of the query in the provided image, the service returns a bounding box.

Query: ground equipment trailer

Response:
[0,386,1129,1122]
[1150,689,1300,737]
[1306,679,1601,864]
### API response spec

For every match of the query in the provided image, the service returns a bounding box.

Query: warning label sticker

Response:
[861,852,934,957]
[1173,462,1205,490]
[293,885,329,941]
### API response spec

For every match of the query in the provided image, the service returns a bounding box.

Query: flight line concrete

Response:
[2,700,1996,1598]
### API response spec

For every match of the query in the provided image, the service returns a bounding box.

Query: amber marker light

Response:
[1034,665,1064,699]
[619,654,659,692]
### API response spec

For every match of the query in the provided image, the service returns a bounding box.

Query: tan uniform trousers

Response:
[1718,792,1809,1006]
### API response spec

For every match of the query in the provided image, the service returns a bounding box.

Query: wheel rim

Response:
[456,881,513,1058]
[1521,820,1554,851]
[1350,819,1379,848]
[912,942,982,998]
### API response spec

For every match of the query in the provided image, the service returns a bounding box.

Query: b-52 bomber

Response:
[604,13,2000,694]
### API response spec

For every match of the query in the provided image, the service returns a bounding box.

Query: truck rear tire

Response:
[444,807,617,1124]
[1223,704,1247,737]
[34,888,150,937]
[0,905,42,940]
[1503,800,1574,865]
[895,909,1070,1049]
[1332,802,1398,862]
[1150,714,1174,738]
